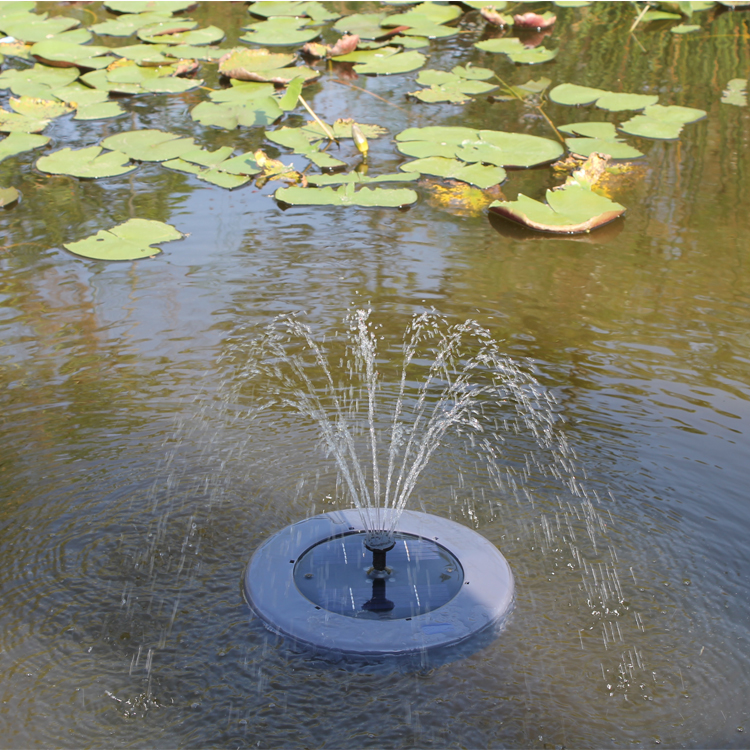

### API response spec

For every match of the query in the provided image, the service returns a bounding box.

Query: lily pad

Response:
[208,81,276,103]
[0,14,79,43]
[549,83,606,106]
[103,1,196,12]
[0,108,49,133]
[162,147,259,189]
[53,83,110,107]
[275,183,418,207]
[109,43,172,65]
[332,46,400,63]
[0,131,49,162]
[333,13,389,40]
[594,91,659,112]
[101,129,196,162]
[36,145,136,178]
[410,65,498,103]
[307,171,420,186]
[400,156,506,188]
[241,16,320,46]
[475,38,557,64]
[0,64,79,98]
[249,1,338,21]
[63,218,184,261]
[383,3,462,27]
[74,101,125,120]
[641,9,682,21]
[10,96,71,119]
[489,183,625,233]
[30,40,115,70]
[559,122,644,159]
[138,21,224,46]
[0,185,20,206]
[191,98,283,129]
[0,39,32,60]
[355,50,426,75]
[721,78,747,107]
[218,48,319,84]
[91,11,174,37]
[163,44,226,61]
[671,23,701,33]
[619,104,706,139]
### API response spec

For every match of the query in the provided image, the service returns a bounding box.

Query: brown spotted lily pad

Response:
[489,183,625,234]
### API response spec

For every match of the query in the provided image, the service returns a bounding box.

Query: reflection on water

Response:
[1,2,749,748]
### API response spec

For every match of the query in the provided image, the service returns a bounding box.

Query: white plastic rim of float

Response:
[243,509,515,655]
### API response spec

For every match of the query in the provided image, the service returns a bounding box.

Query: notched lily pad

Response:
[0,131,50,162]
[355,50,426,75]
[63,218,184,261]
[400,156,506,188]
[30,40,115,69]
[0,186,20,207]
[489,183,625,233]
[100,129,195,161]
[91,11,175,37]
[241,16,320,46]
[559,122,644,159]
[275,183,418,207]
[475,38,557,64]
[191,98,283,129]
[36,145,136,178]
[619,104,706,139]
[409,65,498,103]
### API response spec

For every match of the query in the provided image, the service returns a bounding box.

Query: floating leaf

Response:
[241,16,320,46]
[0,64,79,98]
[0,108,48,133]
[104,1,196,12]
[36,145,135,178]
[307,171,419,186]
[162,147,259,189]
[549,83,606,105]
[109,43,172,65]
[30,40,115,69]
[0,14,79,43]
[191,98,282,129]
[355,50,426,75]
[721,78,747,107]
[10,96,71,119]
[594,91,659,112]
[475,38,557,64]
[91,11,174,37]
[0,186,20,206]
[670,23,701,33]
[162,44,226,61]
[277,75,303,111]
[100,129,195,161]
[249,1,338,21]
[642,9,682,21]
[208,81,276,103]
[333,13,389,40]
[559,121,644,159]
[53,82,110,107]
[619,103,706,139]
[63,218,184,261]
[410,66,498,103]
[74,101,125,120]
[400,156,506,188]
[0,131,49,162]
[138,21,224,46]
[275,183,418,207]
[383,3,463,27]
[489,183,625,233]
[218,48,319,84]
[0,39,32,60]
[332,45,400,63]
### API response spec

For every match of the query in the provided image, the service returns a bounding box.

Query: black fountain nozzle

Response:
[364,535,395,572]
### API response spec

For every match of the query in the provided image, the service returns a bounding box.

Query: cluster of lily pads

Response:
[0,0,742,257]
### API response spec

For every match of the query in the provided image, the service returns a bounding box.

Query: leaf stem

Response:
[298,95,337,142]
[492,73,564,144]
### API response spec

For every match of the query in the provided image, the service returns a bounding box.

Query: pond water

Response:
[1,1,749,747]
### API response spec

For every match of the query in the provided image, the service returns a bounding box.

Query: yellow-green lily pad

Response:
[0,131,50,162]
[276,183,418,207]
[355,50,426,75]
[36,145,135,178]
[400,156,506,188]
[63,218,184,261]
[475,38,557,64]
[241,16,320,46]
[101,129,196,161]
[0,186,20,207]
[91,11,175,37]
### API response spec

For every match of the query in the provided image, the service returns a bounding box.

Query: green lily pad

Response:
[249,1,339,21]
[489,183,625,233]
[104,1,196,12]
[619,103,706,139]
[191,98,283,129]
[30,40,115,70]
[208,81,276,103]
[410,66,498,103]
[400,156,506,188]
[559,121,645,159]
[241,16,320,46]
[0,39,32,60]
[464,1,509,7]
[671,23,701,33]
[299,119,388,142]
[355,50,426,75]
[10,96,71,119]
[74,101,125,120]
[109,43,172,65]
[91,11,174,37]
[642,9,682,21]
[0,64,79,98]
[0,186,20,207]
[475,38,557,64]
[333,13,389,39]
[162,44,226,61]
[275,183,418,207]
[383,3,462,26]
[0,14,79,43]
[162,149,256,189]
[138,21,224,45]
[721,78,747,106]
[549,83,606,105]
[63,218,184,261]
[332,46,400,63]
[0,131,49,162]
[218,48,319,84]
[36,145,135,178]
[101,129,195,161]
[80,70,143,95]
[307,171,420,186]
[0,108,49,133]
[53,83,110,107]
[594,91,659,112]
